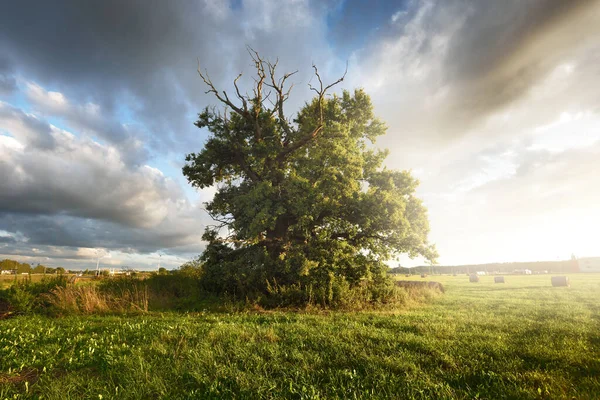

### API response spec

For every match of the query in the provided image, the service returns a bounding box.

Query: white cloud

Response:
[0,90,211,262]
[343,0,600,264]
[24,82,148,165]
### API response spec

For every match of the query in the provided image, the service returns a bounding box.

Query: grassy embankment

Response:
[1,274,599,399]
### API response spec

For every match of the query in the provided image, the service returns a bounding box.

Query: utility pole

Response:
[96,250,102,277]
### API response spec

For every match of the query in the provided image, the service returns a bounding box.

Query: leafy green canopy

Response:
[183,53,437,300]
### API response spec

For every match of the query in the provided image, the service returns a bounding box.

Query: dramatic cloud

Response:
[25,83,148,165]
[0,95,209,268]
[0,103,175,227]
[345,0,600,264]
[349,0,600,156]
[0,0,598,268]
[0,0,339,156]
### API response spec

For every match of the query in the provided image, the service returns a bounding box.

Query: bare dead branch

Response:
[197,59,247,117]
[265,60,298,143]
[277,63,346,161]
[323,60,348,93]
[246,47,267,141]
[233,73,248,112]
[198,52,348,180]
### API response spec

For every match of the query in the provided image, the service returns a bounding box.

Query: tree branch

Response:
[265,60,298,144]
[197,61,250,120]
[276,63,347,162]
[247,47,267,142]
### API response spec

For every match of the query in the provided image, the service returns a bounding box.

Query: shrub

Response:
[0,276,68,314]
[1,285,36,314]
[258,272,420,310]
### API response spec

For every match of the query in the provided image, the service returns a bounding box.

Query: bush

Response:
[1,285,36,313]
[258,272,417,310]
[0,276,68,314]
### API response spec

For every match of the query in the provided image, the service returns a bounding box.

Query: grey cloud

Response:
[0,212,206,256]
[0,100,212,258]
[440,0,600,127]
[0,102,196,231]
[0,57,16,95]
[349,0,600,162]
[444,0,592,82]
[25,83,148,165]
[0,0,339,268]
[0,0,338,156]
[0,236,16,244]
[0,102,56,149]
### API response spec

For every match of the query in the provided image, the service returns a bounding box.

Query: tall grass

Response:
[42,284,149,315]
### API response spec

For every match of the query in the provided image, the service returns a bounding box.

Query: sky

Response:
[0,0,599,270]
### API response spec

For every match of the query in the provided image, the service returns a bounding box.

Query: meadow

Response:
[1,273,599,399]
[0,274,60,289]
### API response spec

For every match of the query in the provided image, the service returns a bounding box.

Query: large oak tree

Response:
[183,52,437,303]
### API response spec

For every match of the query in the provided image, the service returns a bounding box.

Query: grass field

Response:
[0,274,60,289]
[1,274,599,399]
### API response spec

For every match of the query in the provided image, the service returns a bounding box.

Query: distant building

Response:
[578,258,600,273]
[514,269,532,275]
[0,270,15,275]
[99,268,130,276]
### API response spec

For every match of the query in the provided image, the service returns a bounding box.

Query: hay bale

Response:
[494,276,505,283]
[469,274,479,283]
[551,276,570,287]
[420,273,427,278]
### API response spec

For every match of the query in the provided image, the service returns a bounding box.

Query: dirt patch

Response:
[0,368,40,385]
[0,298,15,320]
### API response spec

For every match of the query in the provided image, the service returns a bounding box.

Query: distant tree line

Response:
[0,259,66,274]
[390,259,580,275]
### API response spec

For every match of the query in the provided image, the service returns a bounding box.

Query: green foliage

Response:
[177,257,204,278]
[0,258,31,273]
[0,276,68,314]
[1,285,35,313]
[184,57,437,305]
[32,264,46,274]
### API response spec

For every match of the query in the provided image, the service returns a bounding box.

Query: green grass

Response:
[1,274,599,399]
[0,274,57,289]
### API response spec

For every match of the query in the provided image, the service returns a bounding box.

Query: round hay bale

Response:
[469,274,479,283]
[494,276,505,283]
[551,276,569,287]
[420,273,427,278]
